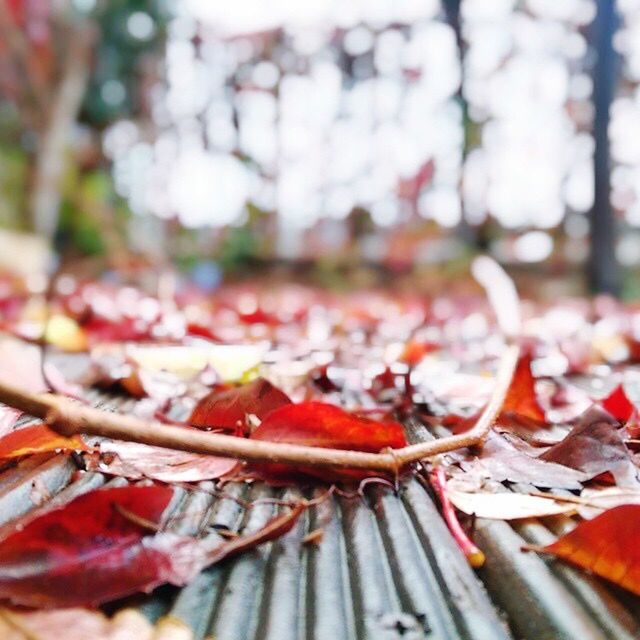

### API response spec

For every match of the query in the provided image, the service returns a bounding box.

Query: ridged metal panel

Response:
[2,378,640,638]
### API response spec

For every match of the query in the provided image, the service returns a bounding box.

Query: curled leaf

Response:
[449,353,546,434]
[498,352,546,425]
[539,405,639,487]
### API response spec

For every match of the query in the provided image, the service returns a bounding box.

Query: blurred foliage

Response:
[217,227,260,273]
[82,0,170,125]
[0,144,28,230]
[0,0,170,259]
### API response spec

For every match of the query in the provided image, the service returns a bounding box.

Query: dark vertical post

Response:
[589,0,621,294]
[443,0,477,246]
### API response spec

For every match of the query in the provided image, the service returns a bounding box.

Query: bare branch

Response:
[0,338,518,474]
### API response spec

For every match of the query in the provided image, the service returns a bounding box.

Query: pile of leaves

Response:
[2,275,640,627]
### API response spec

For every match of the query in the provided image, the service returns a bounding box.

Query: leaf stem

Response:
[429,466,486,568]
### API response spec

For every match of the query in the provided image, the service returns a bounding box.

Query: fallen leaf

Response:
[189,377,292,432]
[41,362,84,399]
[44,315,87,352]
[122,368,187,402]
[449,353,546,434]
[0,424,88,461]
[128,343,267,382]
[0,485,175,607]
[400,340,438,366]
[0,339,56,434]
[0,486,305,607]
[498,352,546,425]
[459,432,588,490]
[577,487,640,519]
[447,490,576,520]
[249,401,407,482]
[87,346,187,402]
[539,405,639,487]
[526,505,640,596]
[601,384,636,422]
[85,441,238,482]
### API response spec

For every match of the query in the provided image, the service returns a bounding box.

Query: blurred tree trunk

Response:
[588,0,621,294]
[0,0,97,239]
[29,23,95,237]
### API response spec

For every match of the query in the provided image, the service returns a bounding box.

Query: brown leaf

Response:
[460,432,588,490]
[539,406,639,487]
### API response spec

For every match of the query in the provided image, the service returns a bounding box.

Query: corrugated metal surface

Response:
[3,364,640,640]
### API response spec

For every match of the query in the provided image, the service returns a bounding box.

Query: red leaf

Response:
[0,485,174,607]
[602,384,635,422]
[449,353,546,434]
[0,424,88,461]
[189,378,292,432]
[400,340,438,367]
[0,485,306,608]
[527,505,640,596]
[249,401,407,482]
[186,321,221,341]
[539,406,639,487]
[500,353,546,424]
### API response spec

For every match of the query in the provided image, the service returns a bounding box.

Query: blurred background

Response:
[0,0,636,297]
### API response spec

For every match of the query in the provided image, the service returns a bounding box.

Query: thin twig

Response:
[207,503,306,563]
[0,347,516,475]
[114,503,162,533]
[526,491,593,506]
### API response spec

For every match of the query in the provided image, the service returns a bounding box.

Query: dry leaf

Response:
[447,490,575,520]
